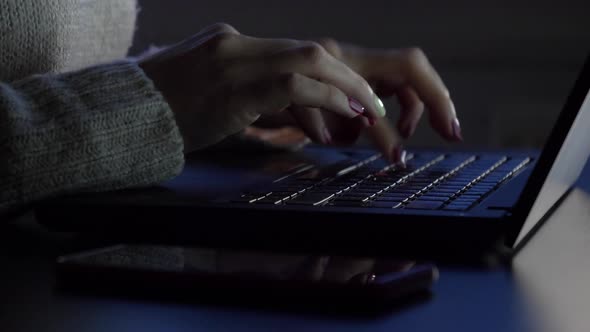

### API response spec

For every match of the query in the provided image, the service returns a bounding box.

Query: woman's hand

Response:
[316,39,462,163]
[139,23,383,154]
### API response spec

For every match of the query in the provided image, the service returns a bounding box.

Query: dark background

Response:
[130,0,589,149]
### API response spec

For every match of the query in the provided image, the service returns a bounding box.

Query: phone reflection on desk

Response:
[62,245,417,283]
[56,245,438,308]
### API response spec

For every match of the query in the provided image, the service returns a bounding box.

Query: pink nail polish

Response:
[400,150,407,167]
[452,118,463,141]
[349,97,365,114]
[391,145,407,168]
[368,117,376,126]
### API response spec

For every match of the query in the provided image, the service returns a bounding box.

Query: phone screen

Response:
[56,245,437,307]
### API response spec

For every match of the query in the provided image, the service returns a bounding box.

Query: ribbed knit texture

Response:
[0,0,138,81]
[0,0,185,217]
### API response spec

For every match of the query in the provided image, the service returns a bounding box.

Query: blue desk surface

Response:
[2,161,590,332]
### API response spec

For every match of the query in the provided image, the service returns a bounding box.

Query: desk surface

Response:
[2,164,590,332]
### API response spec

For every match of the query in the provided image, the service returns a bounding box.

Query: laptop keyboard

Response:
[234,153,530,211]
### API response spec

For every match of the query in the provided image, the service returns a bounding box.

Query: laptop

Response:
[37,55,590,260]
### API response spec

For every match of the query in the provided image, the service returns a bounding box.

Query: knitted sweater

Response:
[0,0,185,217]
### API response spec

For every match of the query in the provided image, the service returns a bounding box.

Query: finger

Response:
[366,117,405,165]
[314,38,343,60]
[396,86,425,139]
[322,258,376,283]
[171,23,241,56]
[397,49,458,141]
[199,22,240,36]
[289,106,331,144]
[225,36,299,57]
[366,48,460,141]
[321,111,366,146]
[244,73,366,120]
[261,42,384,120]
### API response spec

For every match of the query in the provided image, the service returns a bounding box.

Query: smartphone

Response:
[56,245,438,309]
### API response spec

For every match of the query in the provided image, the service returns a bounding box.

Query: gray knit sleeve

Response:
[0,60,185,217]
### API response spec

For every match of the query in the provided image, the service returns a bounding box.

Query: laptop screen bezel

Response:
[506,54,590,247]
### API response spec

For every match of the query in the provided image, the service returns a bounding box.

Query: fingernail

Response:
[399,149,407,167]
[323,127,332,144]
[349,97,365,115]
[400,122,412,139]
[368,117,376,126]
[452,118,463,141]
[391,145,407,168]
[374,94,386,117]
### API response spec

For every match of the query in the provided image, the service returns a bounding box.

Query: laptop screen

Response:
[510,55,590,247]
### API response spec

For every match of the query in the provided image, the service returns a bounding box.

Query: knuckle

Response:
[317,38,341,58]
[402,47,429,69]
[209,22,240,35]
[325,85,342,109]
[279,73,302,95]
[297,41,327,64]
[204,32,238,54]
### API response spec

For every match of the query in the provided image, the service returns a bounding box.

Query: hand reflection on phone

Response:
[183,247,415,284]
[58,245,436,307]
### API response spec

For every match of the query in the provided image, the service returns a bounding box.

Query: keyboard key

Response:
[388,188,420,194]
[416,195,449,201]
[321,185,349,191]
[377,194,412,201]
[287,194,334,205]
[338,194,371,200]
[483,175,505,180]
[477,182,499,188]
[356,186,387,192]
[436,184,466,190]
[330,200,367,207]
[444,204,472,211]
[256,195,288,204]
[458,194,481,199]
[463,188,490,195]
[346,192,378,197]
[430,188,460,194]
[369,201,397,208]
[444,178,473,183]
[418,192,450,198]
[373,197,405,203]
[304,190,340,195]
[404,201,444,210]
[332,196,364,202]
[450,198,477,205]
[479,179,500,184]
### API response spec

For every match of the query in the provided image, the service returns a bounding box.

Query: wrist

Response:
[136,58,192,154]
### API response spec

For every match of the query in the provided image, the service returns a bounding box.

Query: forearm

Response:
[0,60,184,217]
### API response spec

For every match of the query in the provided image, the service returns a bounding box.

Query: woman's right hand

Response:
[139,23,380,154]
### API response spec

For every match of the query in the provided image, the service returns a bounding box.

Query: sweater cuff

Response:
[2,60,185,213]
[64,60,186,190]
